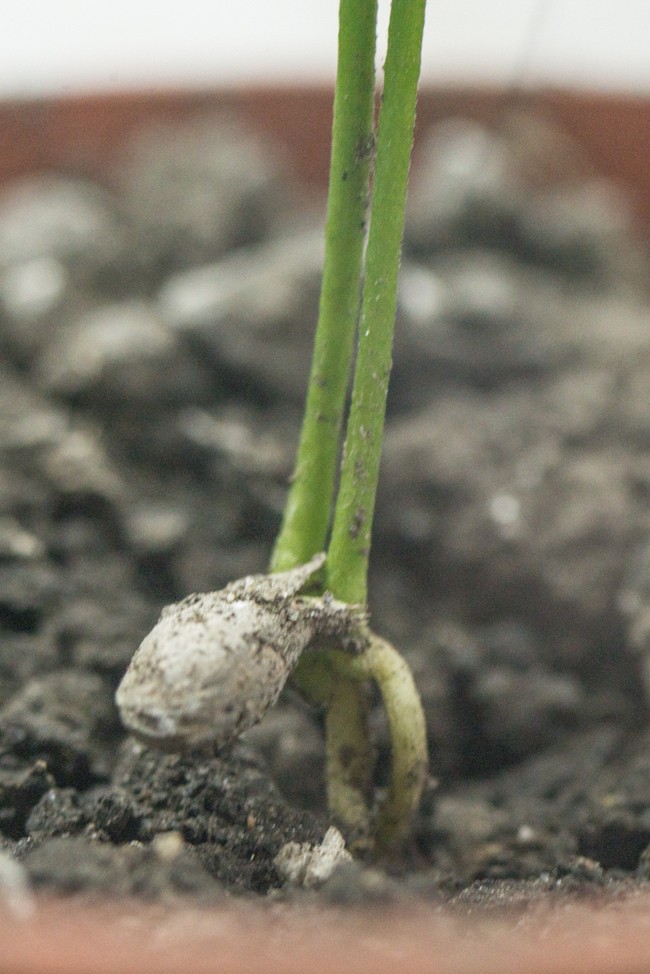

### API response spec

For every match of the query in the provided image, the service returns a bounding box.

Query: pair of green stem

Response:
[271,0,426,604]
[270,0,428,851]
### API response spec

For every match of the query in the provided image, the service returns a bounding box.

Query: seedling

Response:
[117,0,428,853]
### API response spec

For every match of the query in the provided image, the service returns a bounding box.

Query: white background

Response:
[1,0,649,98]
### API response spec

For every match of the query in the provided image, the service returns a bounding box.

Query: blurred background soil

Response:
[2,99,650,907]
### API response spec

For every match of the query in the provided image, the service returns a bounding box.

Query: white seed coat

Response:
[116,553,362,751]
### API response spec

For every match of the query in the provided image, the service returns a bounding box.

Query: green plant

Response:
[271,0,428,851]
[117,0,428,855]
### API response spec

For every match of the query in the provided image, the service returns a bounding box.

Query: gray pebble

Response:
[0,257,69,360]
[0,176,125,280]
[274,826,352,887]
[0,517,45,560]
[160,230,323,398]
[405,118,519,253]
[0,851,34,919]
[37,300,178,403]
[123,503,189,555]
[121,118,285,271]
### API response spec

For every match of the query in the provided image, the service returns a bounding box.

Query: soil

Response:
[2,110,650,911]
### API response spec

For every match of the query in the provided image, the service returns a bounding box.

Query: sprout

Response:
[117,0,430,852]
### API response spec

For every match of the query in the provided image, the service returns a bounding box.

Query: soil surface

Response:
[2,110,650,909]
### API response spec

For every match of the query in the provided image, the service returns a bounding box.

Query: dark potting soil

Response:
[2,111,650,909]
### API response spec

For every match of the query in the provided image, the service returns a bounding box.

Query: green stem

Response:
[272,0,429,852]
[291,654,371,837]
[270,0,378,574]
[327,0,427,604]
[324,672,372,835]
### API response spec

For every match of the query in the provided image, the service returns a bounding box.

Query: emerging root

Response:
[298,628,428,853]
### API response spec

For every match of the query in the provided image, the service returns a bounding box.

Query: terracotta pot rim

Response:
[4,892,650,974]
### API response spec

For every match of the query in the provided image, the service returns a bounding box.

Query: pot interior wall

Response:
[1,86,649,234]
